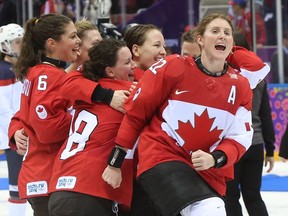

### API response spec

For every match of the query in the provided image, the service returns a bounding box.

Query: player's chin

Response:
[67,52,78,62]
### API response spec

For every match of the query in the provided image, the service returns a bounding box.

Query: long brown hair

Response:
[14,14,72,81]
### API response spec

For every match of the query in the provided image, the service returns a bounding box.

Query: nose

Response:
[77,35,81,44]
[161,46,167,56]
[131,60,137,69]
[219,31,226,39]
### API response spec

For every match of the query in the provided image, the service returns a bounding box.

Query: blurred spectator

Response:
[263,0,276,45]
[0,0,17,26]
[40,0,57,15]
[228,0,267,49]
[270,30,288,83]
[62,0,76,22]
[83,0,112,24]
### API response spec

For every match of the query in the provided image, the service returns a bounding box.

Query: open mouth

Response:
[72,47,80,52]
[215,44,226,51]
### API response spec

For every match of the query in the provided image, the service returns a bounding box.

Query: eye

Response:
[71,33,78,39]
[125,58,132,65]
[224,31,231,36]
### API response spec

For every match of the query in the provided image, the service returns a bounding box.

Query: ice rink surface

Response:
[0,161,287,216]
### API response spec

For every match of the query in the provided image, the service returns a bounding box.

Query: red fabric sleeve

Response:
[227,46,270,89]
[61,70,99,103]
[227,46,265,70]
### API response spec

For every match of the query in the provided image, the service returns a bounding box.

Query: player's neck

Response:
[41,55,66,69]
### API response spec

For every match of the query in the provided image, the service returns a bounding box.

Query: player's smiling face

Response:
[109,46,136,82]
[198,18,233,60]
[136,29,166,70]
[52,21,81,63]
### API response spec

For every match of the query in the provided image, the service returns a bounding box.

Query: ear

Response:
[131,44,140,57]
[105,66,115,79]
[196,35,204,47]
[46,38,56,48]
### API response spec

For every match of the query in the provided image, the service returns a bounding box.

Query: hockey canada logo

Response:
[36,105,48,119]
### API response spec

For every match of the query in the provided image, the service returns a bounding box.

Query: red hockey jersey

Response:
[50,79,134,209]
[115,54,254,196]
[14,64,72,198]
[133,67,145,82]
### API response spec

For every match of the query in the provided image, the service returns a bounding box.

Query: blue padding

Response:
[261,175,288,191]
[0,178,8,190]
[0,153,6,161]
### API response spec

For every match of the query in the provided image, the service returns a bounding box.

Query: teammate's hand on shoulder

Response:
[102,165,122,189]
[110,90,130,114]
[191,150,214,171]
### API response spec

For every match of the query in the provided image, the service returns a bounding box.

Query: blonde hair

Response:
[75,17,99,40]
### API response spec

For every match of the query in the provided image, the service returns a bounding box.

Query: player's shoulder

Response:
[165,54,194,69]
[30,64,66,79]
[166,54,193,62]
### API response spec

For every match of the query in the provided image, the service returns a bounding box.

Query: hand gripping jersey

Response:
[0,60,22,150]
[50,79,134,209]
[115,54,254,196]
[13,64,72,198]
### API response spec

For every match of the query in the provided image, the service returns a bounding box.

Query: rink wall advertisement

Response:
[268,84,288,153]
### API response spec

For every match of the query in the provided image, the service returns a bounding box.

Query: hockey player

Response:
[0,23,27,216]
[102,13,270,216]
[123,24,166,82]
[48,39,136,216]
[8,14,80,216]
